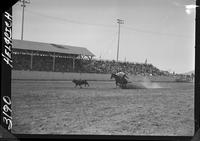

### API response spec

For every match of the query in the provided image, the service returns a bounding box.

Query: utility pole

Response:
[116,19,124,62]
[20,0,30,40]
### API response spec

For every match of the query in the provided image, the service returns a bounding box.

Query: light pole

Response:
[116,19,124,62]
[20,0,30,40]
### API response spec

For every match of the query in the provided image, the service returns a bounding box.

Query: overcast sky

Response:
[12,0,195,73]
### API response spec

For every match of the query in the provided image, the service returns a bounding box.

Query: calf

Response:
[72,79,89,88]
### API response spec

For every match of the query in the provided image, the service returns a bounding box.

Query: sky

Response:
[12,0,196,73]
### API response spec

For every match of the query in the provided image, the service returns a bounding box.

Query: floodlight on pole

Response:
[116,19,124,62]
[20,0,30,40]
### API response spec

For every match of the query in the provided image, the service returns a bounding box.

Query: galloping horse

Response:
[110,73,128,88]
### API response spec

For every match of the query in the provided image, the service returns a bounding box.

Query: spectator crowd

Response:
[12,53,171,77]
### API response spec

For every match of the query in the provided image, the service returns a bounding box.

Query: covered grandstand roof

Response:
[12,39,95,56]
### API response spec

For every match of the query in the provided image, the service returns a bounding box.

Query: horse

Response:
[110,73,128,88]
[72,79,89,88]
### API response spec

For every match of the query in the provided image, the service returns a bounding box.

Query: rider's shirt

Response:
[116,72,127,78]
[116,72,125,77]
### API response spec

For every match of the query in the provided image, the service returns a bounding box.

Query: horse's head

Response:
[110,73,115,79]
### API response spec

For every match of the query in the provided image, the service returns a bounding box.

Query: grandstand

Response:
[12,39,95,72]
[12,39,172,77]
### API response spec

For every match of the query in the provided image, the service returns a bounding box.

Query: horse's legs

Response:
[124,84,127,89]
[120,81,124,88]
[115,82,118,88]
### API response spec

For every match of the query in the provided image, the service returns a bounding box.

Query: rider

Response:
[116,71,129,80]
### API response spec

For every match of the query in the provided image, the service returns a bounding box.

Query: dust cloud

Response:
[141,77,162,89]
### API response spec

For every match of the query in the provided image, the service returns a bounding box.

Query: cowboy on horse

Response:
[110,71,129,88]
[116,71,129,79]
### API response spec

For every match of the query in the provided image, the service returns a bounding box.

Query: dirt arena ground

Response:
[11,80,194,136]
